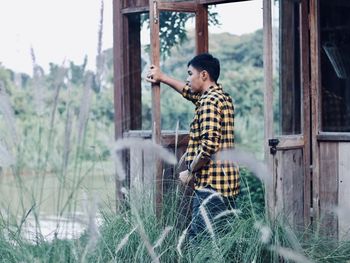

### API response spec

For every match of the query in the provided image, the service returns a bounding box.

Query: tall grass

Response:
[1,3,350,263]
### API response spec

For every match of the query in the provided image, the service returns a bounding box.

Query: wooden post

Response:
[310,0,321,222]
[300,0,311,227]
[195,3,208,54]
[113,0,126,212]
[263,0,274,219]
[149,0,163,217]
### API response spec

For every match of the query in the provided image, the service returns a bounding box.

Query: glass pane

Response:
[272,0,281,135]
[140,13,152,130]
[159,11,196,130]
[320,0,350,132]
[280,0,301,135]
[272,0,302,135]
[208,1,264,156]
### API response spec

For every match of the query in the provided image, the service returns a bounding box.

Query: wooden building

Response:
[112,0,350,237]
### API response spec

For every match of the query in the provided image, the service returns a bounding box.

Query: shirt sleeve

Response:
[182,85,201,104]
[197,99,222,158]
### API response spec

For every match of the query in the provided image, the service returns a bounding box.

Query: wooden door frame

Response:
[263,0,311,226]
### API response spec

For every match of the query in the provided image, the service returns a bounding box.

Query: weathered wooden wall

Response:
[318,141,350,239]
[274,148,305,228]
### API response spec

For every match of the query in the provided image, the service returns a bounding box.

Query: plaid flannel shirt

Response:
[182,84,240,197]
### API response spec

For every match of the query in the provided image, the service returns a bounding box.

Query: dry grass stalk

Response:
[77,72,93,145]
[213,209,241,221]
[270,245,315,263]
[153,226,173,249]
[49,65,67,131]
[254,221,272,244]
[131,205,160,263]
[199,205,215,239]
[95,0,104,90]
[30,47,45,115]
[114,137,176,165]
[63,100,73,173]
[115,226,137,254]
[176,225,190,257]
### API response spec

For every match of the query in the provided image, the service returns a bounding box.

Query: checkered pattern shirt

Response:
[182,84,240,197]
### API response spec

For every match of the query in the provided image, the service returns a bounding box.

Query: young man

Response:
[146,53,239,241]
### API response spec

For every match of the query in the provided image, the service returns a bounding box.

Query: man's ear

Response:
[201,70,209,81]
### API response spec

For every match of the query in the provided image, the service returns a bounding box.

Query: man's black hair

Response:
[187,53,220,83]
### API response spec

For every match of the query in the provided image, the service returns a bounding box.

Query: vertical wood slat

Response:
[149,0,163,217]
[275,149,304,228]
[319,142,338,238]
[283,149,304,228]
[195,4,208,54]
[113,0,126,210]
[300,0,311,227]
[263,0,274,219]
[310,0,321,221]
[338,143,350,240]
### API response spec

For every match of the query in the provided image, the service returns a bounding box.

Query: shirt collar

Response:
[195,84,223,108]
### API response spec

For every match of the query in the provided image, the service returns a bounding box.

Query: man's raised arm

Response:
[145,65,185,94]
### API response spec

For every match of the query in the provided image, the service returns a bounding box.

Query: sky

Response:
[0,0,262,75]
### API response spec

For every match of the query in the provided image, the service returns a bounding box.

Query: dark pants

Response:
[188,188,236,243]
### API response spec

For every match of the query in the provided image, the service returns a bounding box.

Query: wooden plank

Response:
[158,2,196,12]
[276,136,304,150]
[310,0,322,221]
[113,0,126,211]
[149,0,163,217]
[338,143,350,240]
[113,0,124,140]
[121,6,149,14]
[263,0,274,219]
[274,151,284,218]
[319,142,338,238]
[275,149,304,228]
[123,15,131,132]
[161,134,189,147]
[300,0,311,227]
[317,132,350,142]
[282,149,304,228]
[195,4,208,54]
[123,0,149,9]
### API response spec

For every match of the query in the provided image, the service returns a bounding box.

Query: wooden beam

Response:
[113,0,126,211]
[263,0,274,219]
[123,0,149,9]
[276,136,304,150]
[300,0,311,227]
[149,0,163,217]
[158,2,197,12]
[121,6,149,14]
[196,4,208,54]
[310,0,321,221]
[317,132,350,142]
